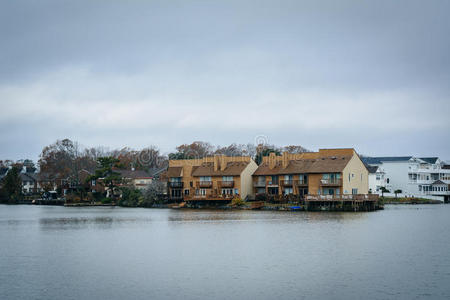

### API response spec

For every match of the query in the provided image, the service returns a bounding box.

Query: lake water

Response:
[1,204,449,300]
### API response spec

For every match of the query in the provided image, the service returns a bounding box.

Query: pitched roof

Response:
[20,173,37,182]
[191,161,250,176]
[361,156,412,165]
[253,156,351,176]
[0,167,8,176]
[432,180,446,185]
[167,166,183,178]
[419,157,439,164]
[367,166,379,174]
[117,169,153,179]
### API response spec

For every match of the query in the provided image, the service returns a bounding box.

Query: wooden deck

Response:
[305,194,379,202]
[184,194,235,201]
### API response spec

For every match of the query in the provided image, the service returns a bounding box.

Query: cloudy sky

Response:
[1,0,449,161]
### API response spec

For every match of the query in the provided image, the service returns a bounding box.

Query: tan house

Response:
[167,155,258,202]
[117,169,154,190]
[252,148,369,198]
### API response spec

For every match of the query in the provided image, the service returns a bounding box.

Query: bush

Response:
[101,197,113,204]
[118,187,143,207]
[231,197,245,207]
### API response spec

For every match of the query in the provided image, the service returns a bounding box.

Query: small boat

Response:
[290,206,302,211]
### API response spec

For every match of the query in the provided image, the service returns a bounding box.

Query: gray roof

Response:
[367,166,379,174]
[432,180,446,185]
[0,167,8,176]
[20,173,37,182]
[419,157,439,164]
[362,156,412,165]
[117,169,153,179]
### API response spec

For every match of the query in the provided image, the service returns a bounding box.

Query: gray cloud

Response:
[1,0,449,161]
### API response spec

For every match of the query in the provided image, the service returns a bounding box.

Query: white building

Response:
[367,165,386,194]
[363,156,450,203]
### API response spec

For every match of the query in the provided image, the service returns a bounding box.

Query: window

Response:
[283,187,293,195]
[171,189,182,198]
[352,188,358,195]
[298,174,308,184]
[222,188,233,195]
[271,176,279,184]
[184,189,189,195]
[170,177,181,182]
[376,175,381,180]
[200,176,211,182]
[234,189,239,195]
[222,176,233,182]
[258,176,266,184]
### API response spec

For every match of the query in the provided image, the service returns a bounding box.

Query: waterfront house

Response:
[117,169,153,190]
[20,172,39,194]
[252,148,369,199]
[166,155,258,202]
[367,165,386,194]
[362,156,450,202]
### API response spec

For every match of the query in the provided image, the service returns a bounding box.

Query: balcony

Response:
[184,193,235,201]
[267,181,279,187]
[281,180,293,187]
[169,181,183,188]
[254,181,266,188]
[197,181,213,188]
[320,179,342,186]
[219,181,234,188]
[295,180,308,186]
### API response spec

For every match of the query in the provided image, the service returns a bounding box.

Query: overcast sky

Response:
[1,0,449,161]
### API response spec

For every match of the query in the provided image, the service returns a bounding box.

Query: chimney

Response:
[269,152,276,169]
[282,152,289,169]
[214,155,220,172]
[220,155,226,171]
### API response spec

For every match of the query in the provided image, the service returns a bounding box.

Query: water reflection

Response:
[167,209,369,224]
[1,204,450,300]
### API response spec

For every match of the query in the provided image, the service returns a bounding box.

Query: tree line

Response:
[0,138,309,204]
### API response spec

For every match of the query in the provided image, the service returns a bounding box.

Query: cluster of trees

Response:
[168,141,309,163]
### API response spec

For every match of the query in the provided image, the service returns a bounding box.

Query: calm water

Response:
[1,205,449,300]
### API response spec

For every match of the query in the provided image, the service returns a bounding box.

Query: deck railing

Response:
[219,181,234,188]
[281,180,293,186]
[305,194,379,201]
[253,181,266,187]
[169,182,183,188]
[295,180,308,186]
[197,181,213,188]
[184,193,236,201]
[320,179,342,186]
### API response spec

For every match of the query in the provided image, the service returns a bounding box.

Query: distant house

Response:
[362,156,450,202]
[0,167,8,187]
[36,172,59,192]
[118,169,153,190]
[20,172,39,194]
[367,165,386,194]
[117,168,167,190]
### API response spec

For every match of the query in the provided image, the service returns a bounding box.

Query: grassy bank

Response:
[381,196,442,204]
